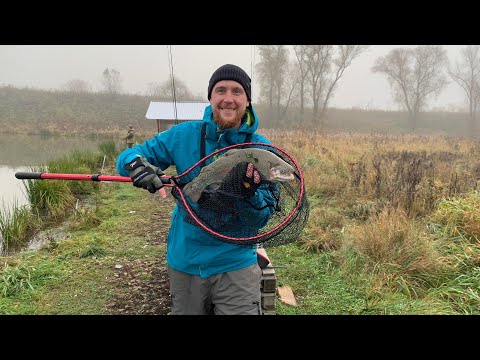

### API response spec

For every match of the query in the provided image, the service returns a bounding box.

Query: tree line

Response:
[256,45,480,133]
[0,85,477,136]
[62,68,203,101]
[60,46,480,133]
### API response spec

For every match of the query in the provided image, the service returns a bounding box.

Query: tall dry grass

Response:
[345,207,448,296]
[431,191,480,243]
[260,130,480,219]
[258,130,479,305]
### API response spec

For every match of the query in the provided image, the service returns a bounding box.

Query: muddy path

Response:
[106,192,175,315]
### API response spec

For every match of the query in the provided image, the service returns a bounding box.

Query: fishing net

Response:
[170,143,310,247]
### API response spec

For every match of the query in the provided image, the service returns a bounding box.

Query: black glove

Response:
[217,162,262,199]
[124,157,165,194]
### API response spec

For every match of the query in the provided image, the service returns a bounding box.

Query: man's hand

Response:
[218,162,262,199]
[124,157,164,193]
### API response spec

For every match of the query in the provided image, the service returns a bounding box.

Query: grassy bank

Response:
[2,183,478,314]
[1,130,480,314]
[0,184,173,314]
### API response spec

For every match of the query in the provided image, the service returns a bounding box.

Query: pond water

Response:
[0,134,112,211]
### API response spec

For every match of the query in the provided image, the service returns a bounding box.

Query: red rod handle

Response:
[15,172,132,182]
[15,172,133,182]
[14,172,172,198]
[15,172,171,185]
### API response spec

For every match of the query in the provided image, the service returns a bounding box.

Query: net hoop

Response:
[172,142,306,243]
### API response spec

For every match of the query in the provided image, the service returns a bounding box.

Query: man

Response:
[116,64,276,315]
[123,125,135,148]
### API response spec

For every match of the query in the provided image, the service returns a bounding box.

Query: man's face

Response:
[210,80,249,129]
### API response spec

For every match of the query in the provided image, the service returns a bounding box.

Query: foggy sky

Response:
[0,45,468,111]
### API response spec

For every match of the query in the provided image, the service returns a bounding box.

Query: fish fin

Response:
[183,181,218,203]
[185,181,223,203]
[208,181,222,191]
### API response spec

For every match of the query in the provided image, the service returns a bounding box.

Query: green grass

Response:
[267,243,368,314]
[98,140,118,160]
[0,200,38,253]
[24,175,75,218]
[430,191,480,243]
[2,146,480,315]
[46,150,103,195]
[0,183,166,314]
[0,170,167,314]
[268,242,459,314]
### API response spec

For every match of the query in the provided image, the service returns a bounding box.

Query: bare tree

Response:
[62,79,91,93]
[304,45,368,125]
[256,45,278,109]
[102,68,122,94]
[255,45,291,120]
[448,45,480,133]
[278,63,300,121]
[293,45,312,122]
[146,78,202,101]
[305,45,333,125]
[372,46,449,130]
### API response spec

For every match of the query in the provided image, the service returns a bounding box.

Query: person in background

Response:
[116,64,277,315]
[123,125,135,148]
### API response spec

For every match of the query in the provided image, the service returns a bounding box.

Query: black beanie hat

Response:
[208,64,251,102]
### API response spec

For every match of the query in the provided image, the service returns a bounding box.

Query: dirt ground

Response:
[105,192,175,315]
[105,252,172,315]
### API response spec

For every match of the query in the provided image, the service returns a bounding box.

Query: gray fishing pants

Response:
[167,263,262,315]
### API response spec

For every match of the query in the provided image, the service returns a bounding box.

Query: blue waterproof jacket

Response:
[116,105,276,278]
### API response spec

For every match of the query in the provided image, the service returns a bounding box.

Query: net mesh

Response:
[170,144,310,247]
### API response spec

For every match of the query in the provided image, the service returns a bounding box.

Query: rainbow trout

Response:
[182,148,295,203]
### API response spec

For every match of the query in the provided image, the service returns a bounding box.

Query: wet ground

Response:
[105,193,175,315]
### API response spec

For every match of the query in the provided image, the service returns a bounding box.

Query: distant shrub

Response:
[98,140,117,159]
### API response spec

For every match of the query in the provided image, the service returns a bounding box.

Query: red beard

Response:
[212,109,243,129]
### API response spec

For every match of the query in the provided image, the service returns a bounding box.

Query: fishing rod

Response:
[14,142,309,247]
[14,172,170,198]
